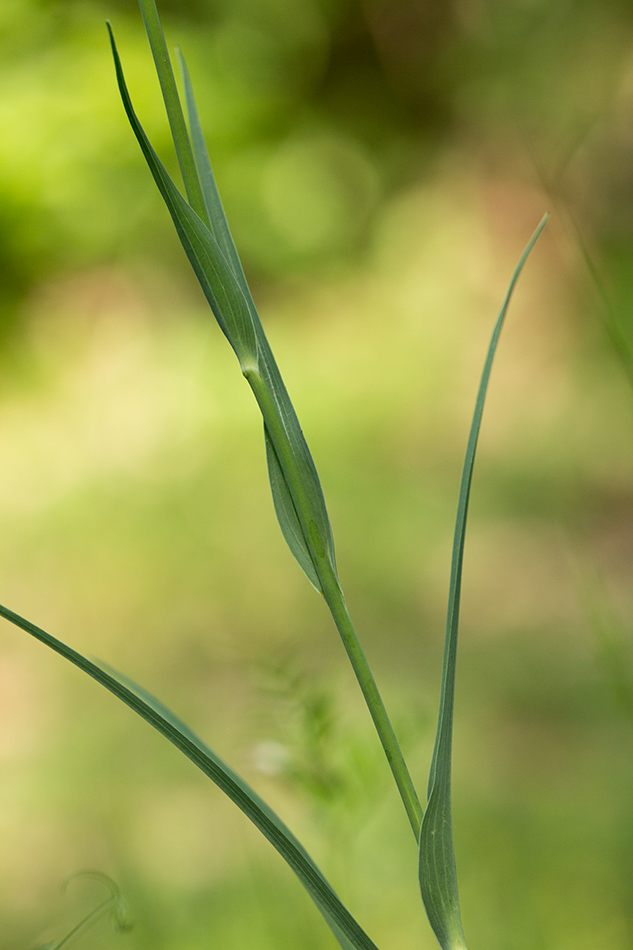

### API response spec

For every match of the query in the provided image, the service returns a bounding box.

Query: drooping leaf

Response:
[0,602,378,950]
[418,214,549,950]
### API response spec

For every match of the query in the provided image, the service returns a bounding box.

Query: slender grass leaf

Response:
[178,50,247,292]
[0,602,378,950]
[419,214,549,950]
[107,24,257,371]
[137,0,207,223]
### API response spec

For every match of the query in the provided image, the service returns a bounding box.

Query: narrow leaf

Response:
[0,602,378,950]
[137,0,207,222]
[107,24,257,370]
[419,214,549,950]
[178,50,248,292]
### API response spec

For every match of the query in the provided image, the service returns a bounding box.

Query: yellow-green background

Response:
[1,0,633,947]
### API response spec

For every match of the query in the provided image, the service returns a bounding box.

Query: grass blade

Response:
[418,214,549,950]
[177,49,248,291]
[136,0,207,222]
[0,602,379,950]
[107,24,257,371]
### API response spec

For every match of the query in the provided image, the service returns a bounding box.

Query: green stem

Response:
[137,0,208,223]
[246,368,423,839]
[320,573,423,838]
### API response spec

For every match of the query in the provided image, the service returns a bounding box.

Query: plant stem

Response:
[246,367,423,839]
[320,573,423,838]
[137,0,208,223]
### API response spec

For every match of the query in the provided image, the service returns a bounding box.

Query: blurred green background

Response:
[1,0,633,948]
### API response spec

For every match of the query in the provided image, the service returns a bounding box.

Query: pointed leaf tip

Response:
[108,21,258,370]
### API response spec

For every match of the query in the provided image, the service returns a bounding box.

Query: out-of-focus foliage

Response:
[2,1,633,949]
[2,0,633,305]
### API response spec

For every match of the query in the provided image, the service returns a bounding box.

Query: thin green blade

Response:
[178,49,248,293]
[137,0,207,223]
[0,602,378,950]
[419,214,549,950]
[107,24,257,370]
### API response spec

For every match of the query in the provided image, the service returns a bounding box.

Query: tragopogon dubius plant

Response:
[0,2,548,948]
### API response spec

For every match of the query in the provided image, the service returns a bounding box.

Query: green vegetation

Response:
[1,2,633,949]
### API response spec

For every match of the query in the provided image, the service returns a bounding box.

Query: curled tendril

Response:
[35,871,132,950]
